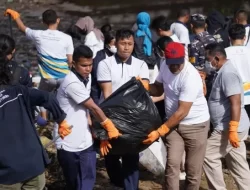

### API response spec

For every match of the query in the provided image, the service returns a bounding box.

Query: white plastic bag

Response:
[139,138,167,176]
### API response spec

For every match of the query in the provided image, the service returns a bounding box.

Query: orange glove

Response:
[100,140,112,156]
[4,9,20,20]
[229,121,240,148]
[58,120,72,139]
[101,118,121,139]
[136,76,149,91]
[143,123,170,144]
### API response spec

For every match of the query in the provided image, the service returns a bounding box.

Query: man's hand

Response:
[136,76,149,91]
[143,123,170,144]
[101,118,122,139]
[58,120,72,139]
[229,121,240,148]
[100,140,112,156]
[4,9,20,20]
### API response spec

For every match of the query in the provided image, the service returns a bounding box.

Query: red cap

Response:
[165,42,185,65]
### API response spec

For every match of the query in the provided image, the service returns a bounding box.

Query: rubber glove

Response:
[58,120,72,139]
[101,118,121,139]
[229,121,240,148]
[143,123,170,144]
[136,76,149,91]
[100,140,112,156]
[5,9,20,20]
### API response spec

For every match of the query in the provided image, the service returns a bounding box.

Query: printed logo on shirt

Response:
[0,90,9,103]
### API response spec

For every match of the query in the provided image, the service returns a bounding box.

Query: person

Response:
[226,23,250,136]
[5,9,74,121]
[152,15,189,61]
[66,24,87,48]
[203,43,250,190]
[55,45,121,190]
[234,9,250,47]
[0,34,72,190]
[75,16,104,58]
[206,10,230,48]
[133,12,157,83]
[97,29,149,189]
[170,8,190,58]
[143,42,210,190]
[101,24,112,35]
[189,14,217,96]
[91,30,116,104]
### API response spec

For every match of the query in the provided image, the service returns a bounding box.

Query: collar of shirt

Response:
[114,53,132,65]
[244,24,250,28]
[175,21,188,28]
[71,67,89,86]
[104,47,115,57]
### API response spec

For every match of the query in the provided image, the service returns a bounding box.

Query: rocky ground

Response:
[1,0,250,189]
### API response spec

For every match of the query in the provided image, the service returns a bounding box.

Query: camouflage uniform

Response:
[189,31,216,71]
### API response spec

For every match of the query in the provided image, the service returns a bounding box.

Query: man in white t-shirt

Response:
[142,42,210,190]
[55,45,121,190]
[97,29,149,190]
[226,23,250,136]
[235,9,250,48]
[5,9,74,120]
[170,8,190,57]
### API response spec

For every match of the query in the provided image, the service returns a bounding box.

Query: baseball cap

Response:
[191,14,207,22]
[165,42,185,65]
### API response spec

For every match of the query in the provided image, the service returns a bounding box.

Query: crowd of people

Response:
[0,5,250,190]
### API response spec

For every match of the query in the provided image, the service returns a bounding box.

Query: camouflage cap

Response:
[191,14,207,22]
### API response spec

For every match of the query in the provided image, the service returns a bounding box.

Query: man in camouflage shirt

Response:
[189,14,217,97]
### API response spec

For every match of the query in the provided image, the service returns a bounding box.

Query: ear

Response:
[56,18,60,24]
[72,61,76,68]
[243,35,246,41]
[205,23,207,29]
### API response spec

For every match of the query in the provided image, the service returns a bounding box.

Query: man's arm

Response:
[229,94,241,122]
[99,82,112,99]
[66,54,73,67]
[15,18,27,33]
[149,81,164,97]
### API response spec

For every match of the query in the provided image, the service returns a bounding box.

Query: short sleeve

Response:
[66,36,74,55]
[179,74,200,102]
[97,60,111,83]
[25,28,38,41]
[139,62,149,80]
[65,82,90,104]
[179,27,190,45]
[221,72,242,97]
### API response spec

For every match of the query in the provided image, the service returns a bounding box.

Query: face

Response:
[168,63,184,74]
[73,57,93,78]
[108,39,116,47]
[116,36,134,60]
[205,53,218,70]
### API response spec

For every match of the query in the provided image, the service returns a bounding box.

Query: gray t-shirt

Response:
[208,60,250,132]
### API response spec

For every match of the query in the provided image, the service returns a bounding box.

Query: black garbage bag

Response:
[92,77,162,155]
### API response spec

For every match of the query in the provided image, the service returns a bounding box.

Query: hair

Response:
[191,18,206,28]
[115,29,134,42]
[73,45,93,62]
[66,25,87,40]
[205,43,226,58]
[0,34,15,85]
[229,24,246,40]
[42,9,58,25]
[235,9,248,22]
[104,30,116,46]
[177,8,190,18]
[101,24,112,35]
[156,36,173,51]
[151,16,171,31]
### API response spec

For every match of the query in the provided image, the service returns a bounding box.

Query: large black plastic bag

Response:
[92,77,162,155]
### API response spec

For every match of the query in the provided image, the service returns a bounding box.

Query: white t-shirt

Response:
[156,61,209,125]
[170,22,190,45]
[226,46,250,105]
[244,25,250,47]
[85,31,104,58]
[54,71,93,152]
[97,55,149,102]
[25,28,74,79]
